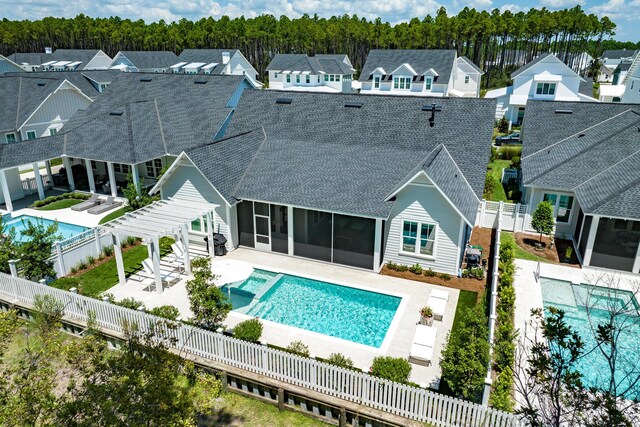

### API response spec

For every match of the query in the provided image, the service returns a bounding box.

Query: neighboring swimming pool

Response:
[2,214,89,242]
[540,277,640,397]
[221,269,402,348]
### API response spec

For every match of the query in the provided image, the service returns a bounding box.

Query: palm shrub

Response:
[286,340,310,357]
[326,353,354,369]
[233,318,263,343]
[370,356,412,383]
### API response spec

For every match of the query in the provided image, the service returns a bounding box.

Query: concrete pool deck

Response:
[106,247,461,388]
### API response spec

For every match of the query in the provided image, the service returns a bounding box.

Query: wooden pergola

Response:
[99,198,218,293]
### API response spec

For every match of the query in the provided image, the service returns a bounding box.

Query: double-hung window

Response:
[26,130,37,140]
[536,82,556,95]
[402,220,437,257]
[424,77,432,91]
[49,128,58,136]
[464,75,470,84]
[286,74,291,83]
[543,193,574,223]
[373,76,381,89]
[305,74,310,84]
[296,75,300,83]
[324,74,329,82]
[5,133,16,144]
[393,76,411,90]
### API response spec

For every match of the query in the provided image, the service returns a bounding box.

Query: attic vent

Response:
[109,111,124,116]
[37,82,46,86]
[194,79,208,85]
[275,98,292,105]
[344,102,363,108]
[555,109,573,114]
[139,77,152,82]
[578,133,585,138]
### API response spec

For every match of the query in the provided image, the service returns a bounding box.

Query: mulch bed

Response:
[513,232,580,267]
[380,226,492,297]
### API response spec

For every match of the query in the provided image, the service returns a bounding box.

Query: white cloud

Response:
[499,3,528,13]
[541,0,585,8]
[589,0,639,21]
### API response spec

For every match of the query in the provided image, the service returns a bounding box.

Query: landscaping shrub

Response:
[490,368,515,412]
[326,353,355,369]
[484,171,500,199]
[233,318,263,343]
[102,246,114,257]
[496,117,509,133]
[386,261,399,271]
[370,356,412,383]
[408,263,423,275]
[76,260,88,271]
[86,255,96,265]
[490,146,498,162]
[396,264,409,272]
[49,277,82,292]
[439,273,451,281]
[286,340,310,357]
[149,305,180,320]
[423,268,437,277]
[115,297,145,310]
[32,192,89,208]
[498,146,522,160]
[510,156,521,169]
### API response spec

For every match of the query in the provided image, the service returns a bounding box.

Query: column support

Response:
[62,157,75,191]
[207,212,215,259]
[85,159,96,193]
[45,160,53,186]
[0,169,13,212]
[106,162,117,197]
[131,164,141,194]
[33,163,45,200]
[633,236,640,274]
[112,234,126,286]
[181,224,191,274]
[287,205,294,256]
[152,237,163,294]
[373,218,383,271]
[582,215,600,267]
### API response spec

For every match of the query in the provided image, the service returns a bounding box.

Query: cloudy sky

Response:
[3,0,639,40]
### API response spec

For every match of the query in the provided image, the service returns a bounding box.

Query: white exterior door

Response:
[253,202,271,251]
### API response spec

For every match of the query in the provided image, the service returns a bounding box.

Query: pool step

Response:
[252,273,283,303]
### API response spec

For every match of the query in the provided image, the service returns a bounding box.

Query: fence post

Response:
[479,200,486,227]
[55,242,66,276]
[8,259,19,278]
[514,203,520,232]
[94,228,101,256]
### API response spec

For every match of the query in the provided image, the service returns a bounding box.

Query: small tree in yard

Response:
[0,216,17,274]
[122,172,156,211]
[497,116,509,133]
[186,257,231,330]
[18,219,60,281]
[531,201,555,244]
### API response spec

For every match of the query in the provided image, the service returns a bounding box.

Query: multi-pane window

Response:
[286,74,291,83]
[26,130,37,140]
[402,220,437,256]
[146,159,162,178]
[536,82,556,95]
[330,75,335,82]
[464,75,470,84]
[393,76,411,90]
[49,128,58,136]
[113,163,130,174]
[324,74,329,82]
[305,74,310,84]
[373,76,380,89]
[424,77,432,91]
[91,161,97,170]
[543,193,574,223]
[296,75,300,83]
[5,133,16,144]
[336,75,341,82]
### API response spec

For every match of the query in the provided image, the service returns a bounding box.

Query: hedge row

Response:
[490,236,518,411]
[32,192,89,208]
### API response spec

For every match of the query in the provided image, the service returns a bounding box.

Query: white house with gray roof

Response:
[0,55,27,74]
[175,49,261,87]
[7,49,112,72]
[150,91,496,274]
[109,51,179,73]
[520,100,640,274]
[485,53,596,124]
[266,54,355,93]
[358,50,483,98]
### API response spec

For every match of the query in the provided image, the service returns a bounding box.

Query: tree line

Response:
[1,7,636,87]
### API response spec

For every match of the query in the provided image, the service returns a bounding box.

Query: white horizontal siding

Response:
[383,182,463,275]
[23,88,91,136]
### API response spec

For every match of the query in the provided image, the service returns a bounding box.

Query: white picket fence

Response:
[21,176,52,195]
[477,201,529,233]
[0,273,528,427]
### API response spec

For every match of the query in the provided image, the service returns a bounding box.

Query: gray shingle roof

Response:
[458,56,484,74]
[219,90,495,219]
[2,70,118,99]
[522,102,640,220]
[579,77,594,97]
[7,49,104,67]
[511,53,555,78]
[0,134,65,169]
[116,51,179,70]
[359,49,456,83]
[266,54,354,75]
[602,49,638,60]
[1,74,247,166]
[178,49,240,74]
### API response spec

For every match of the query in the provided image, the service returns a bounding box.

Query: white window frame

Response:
[145,158,162,178]
[49,128,58,136]
[274,72,278,79]
[296,75,300,83]
[5,132,17,144]
[286,74,291,83]
[464,75,470,84]
[400,219,437,259]
[536,82,557,96]
[373,75,381,89]
[305,74,310,84]
[393,76,411,90]
[543,192,574,224]
[189,215,211,234]
[424,77,432,91]
[25,130,37,140]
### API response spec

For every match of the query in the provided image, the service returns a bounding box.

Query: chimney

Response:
[222,52,230,64]
[44,47,52,54]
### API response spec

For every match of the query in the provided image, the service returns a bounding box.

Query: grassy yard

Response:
[485,159,511,202]
[36,199,83,211]
[98,207,128,225]
[451,290,479,332]
[500,232,547,263]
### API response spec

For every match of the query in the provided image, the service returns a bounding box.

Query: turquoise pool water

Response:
[540,277,640,398]
[222,270,401,348]
[2,214,89,242]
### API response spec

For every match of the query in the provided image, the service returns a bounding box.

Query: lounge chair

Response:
[170,242,185,260]
[88,196,122,215]
[427,289,450,321]
[409,325,437,366]
[71,194,101,212]
[141,258,181,285]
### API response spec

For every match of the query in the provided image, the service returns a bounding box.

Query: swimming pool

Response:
[540,277,640,398]
[222,269,402,348]
[2,214,89,242]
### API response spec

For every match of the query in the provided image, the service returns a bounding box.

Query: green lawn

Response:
[452,290,479,332]
[98,207,128,225]
[36,199,83,211]
[485,159,511,202]
[500,232,548,263]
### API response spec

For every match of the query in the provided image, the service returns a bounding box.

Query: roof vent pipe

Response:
[44,47,52,54]
[222,52,230,64]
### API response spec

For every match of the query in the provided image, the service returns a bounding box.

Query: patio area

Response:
[106,247,460,387]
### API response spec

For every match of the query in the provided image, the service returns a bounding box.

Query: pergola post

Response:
[62,157,75,191]
[106,162,118,197]
[373,218,383,271]
[0,169,14,212]
[131,164,141,194]
[85,159,96,193]
[112,234,126,286]
[181,224,191,274]
[152,237,163,294]
[206,211,214,259]
[45,161,53,186]
[32,163,45,200]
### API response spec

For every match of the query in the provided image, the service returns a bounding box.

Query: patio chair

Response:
[427,289,449,321]
[71,194,101,212]
[409,325,437,366]
[88,196,122,215]
[170,242,185,260]
[141,258,181,285]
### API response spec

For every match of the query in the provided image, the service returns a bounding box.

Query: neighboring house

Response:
[597,64,615,83]
[175,49,262,87]
[0,55,26,74]
[150,91,496,274]
[484,53,596,124]
[7,49,112,71]
[520,100,640,273]
[601,49,638,68]
[265,54,355,93]
[3,70,120,99]
[358,50,483,98]
[622,53,640,103]
[0,74,252,212]
[568,51,594,74]
[612,61,632,85]
[109,51,179,72]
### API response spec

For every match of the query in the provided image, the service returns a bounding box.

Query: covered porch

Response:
[99,198,218,293]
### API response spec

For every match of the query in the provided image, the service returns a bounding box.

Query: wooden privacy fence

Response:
[0,273,528,427]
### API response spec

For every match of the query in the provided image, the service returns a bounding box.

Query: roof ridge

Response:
[15,77,22,130]
[578,171,640,214]
[126,103,136,163]
[231,127,269,202]
[435,144,481,203]
[154,98,168,157]
[574,144,640,192]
